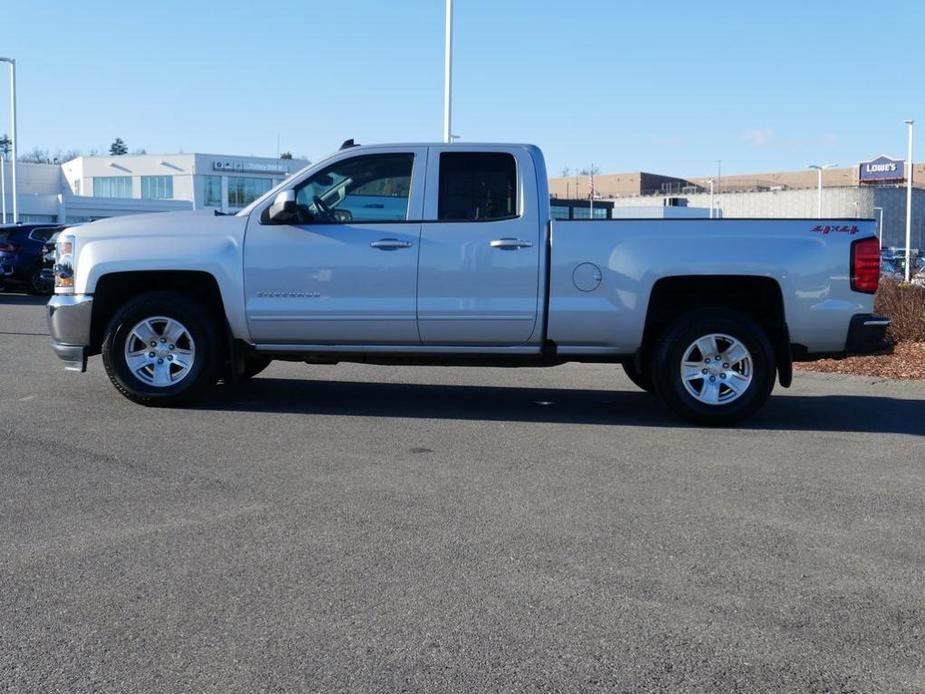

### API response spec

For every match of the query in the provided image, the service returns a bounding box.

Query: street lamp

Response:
[808,163,837,219]
[0,57,17,223]
[0,154,6,224]
[443,0,453,143]
[707,178,715,219]
[873,206,884,250]
[904,119,914,282]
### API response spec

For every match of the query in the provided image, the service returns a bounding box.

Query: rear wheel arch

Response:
[637,275,791,387]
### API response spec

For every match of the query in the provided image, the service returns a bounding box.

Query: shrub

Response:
[875,278,925,342]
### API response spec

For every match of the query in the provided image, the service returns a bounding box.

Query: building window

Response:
[141,175,173,199]
[203,176,222,207]
[93,176,132,198]
[551,205,570,220]
[227,177,272,208]
[438,152,517,221]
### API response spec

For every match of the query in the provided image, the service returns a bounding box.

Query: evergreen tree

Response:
[109,138,128,155]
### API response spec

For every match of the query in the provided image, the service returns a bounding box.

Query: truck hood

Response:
[71,209,248,242]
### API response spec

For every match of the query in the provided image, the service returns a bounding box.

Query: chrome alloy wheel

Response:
[680,333,753,406]
[123,316,196,387]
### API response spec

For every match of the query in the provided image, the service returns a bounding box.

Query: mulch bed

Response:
[794,342,925,380]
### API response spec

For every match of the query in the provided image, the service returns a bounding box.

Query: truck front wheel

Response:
[101,291,222,406]
[651,308,776,426]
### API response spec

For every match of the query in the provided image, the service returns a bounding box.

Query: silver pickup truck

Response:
[47,142,888,425]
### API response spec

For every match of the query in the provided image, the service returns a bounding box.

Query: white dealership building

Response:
[0,152,309,224]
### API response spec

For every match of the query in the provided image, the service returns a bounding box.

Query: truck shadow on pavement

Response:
[203,378,925,435]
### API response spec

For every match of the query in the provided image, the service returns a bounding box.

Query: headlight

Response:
[54,233,76,293]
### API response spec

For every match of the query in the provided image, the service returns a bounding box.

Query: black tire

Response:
[26,267,54,295]
[101,291,222,406]
[622,360,654,393]
[651,308,776,426]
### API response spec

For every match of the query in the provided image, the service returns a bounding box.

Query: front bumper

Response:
[845,313,891,355]
[47,294,93,372]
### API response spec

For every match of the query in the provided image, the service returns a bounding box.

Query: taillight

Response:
[851,237,880,294]
[0,242,19,252]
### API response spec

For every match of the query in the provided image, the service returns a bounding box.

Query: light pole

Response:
[808,163,837,218]
[874,206,884,250]
[443,0,453,144]
[0,57,17,223]
[708,178,714,219]
[0,154,5,224]
[904,119,914,282]
[588,164,594,219]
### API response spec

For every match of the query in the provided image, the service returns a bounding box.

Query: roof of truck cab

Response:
[342,142,539,150]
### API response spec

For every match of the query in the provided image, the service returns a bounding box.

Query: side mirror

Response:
[267,190,299,224]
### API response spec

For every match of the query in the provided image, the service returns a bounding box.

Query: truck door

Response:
[243,149,426,345]
[417,149,542,345]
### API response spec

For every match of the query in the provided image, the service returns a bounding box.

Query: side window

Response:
[295,153,414,223]
[438,152,517,221]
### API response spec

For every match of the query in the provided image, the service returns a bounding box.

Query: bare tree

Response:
[19,147,52,163]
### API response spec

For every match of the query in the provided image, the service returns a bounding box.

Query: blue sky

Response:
[1,0,922,177]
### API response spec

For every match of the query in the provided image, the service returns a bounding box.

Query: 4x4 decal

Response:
[810,224,860,235]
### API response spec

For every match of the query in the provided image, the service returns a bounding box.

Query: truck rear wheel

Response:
[651,308,775,426]
[101,291,222,406]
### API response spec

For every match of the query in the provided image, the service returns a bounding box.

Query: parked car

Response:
[880,260,903,279]
[0,224,64,295]
[38,231,62,293]
[46,141,888,425]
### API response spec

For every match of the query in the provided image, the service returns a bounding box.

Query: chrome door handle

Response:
[490,237,533,250]
[370,238,413,250]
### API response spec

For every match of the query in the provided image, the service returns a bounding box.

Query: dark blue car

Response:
[0,224,63,295]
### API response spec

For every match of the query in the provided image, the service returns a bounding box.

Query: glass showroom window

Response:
[93,176,132,198]
[203,176,222,207]
[550,205,570,220]
[227,177,272,208]
[141,175,174,200]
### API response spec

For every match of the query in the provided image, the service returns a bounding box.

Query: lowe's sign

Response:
[859,155,905,183]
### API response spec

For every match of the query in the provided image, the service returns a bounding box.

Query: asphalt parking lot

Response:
[1,292,923,693]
